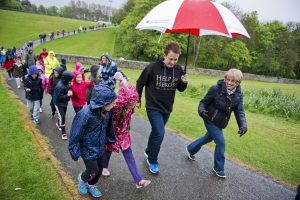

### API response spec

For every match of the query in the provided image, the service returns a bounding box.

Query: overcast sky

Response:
[30,0,300,23]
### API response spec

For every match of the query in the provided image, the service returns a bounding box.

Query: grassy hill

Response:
[34,28,117,57]
[0,9,98,47]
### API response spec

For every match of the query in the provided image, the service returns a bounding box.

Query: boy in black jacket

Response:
[53,71,74,140]
[24,65,43,125]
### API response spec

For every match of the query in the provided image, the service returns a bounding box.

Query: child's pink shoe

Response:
[102,168,110,177]
[136,179,151,189]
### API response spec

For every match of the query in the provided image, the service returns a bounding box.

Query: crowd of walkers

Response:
[1,42,249,198]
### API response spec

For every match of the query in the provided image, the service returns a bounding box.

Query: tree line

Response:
[0,0,115,22]
[115,0,300,79]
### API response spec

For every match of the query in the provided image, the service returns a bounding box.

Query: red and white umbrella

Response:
[136,0,250,71]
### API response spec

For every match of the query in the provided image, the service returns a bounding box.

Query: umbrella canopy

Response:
[136,0,250,38]
[136,0,250,71]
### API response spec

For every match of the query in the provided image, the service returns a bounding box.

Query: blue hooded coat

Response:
[68,84,117,161]
[99,52,127,90]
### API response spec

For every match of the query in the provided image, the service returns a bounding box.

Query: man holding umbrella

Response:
[136,42,188,174]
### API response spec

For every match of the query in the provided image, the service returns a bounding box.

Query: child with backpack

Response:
[69,84,117,198]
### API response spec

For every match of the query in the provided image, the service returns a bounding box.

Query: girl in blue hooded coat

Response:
[69,84,117,198]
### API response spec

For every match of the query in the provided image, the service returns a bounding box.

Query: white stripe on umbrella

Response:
[136,0,184,32]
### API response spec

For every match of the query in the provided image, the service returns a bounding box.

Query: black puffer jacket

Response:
[198,79,247,129]
[24,75,43,101]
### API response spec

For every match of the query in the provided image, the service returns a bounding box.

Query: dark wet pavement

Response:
[4,75,297,200]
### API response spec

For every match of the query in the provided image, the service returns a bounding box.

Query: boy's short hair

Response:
[224,68,243,83]
[61,58,66,64]
[164,42,181,55]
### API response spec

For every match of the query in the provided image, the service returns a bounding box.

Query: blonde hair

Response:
[224,68,243,83]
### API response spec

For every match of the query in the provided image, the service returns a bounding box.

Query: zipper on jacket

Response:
[211,110,219,121]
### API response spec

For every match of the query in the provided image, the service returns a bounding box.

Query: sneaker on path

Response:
[87,184,102,198]
[33,119,40,125]
[78,174,88,195]
[102,168,110,177]
[212,168,226,179]
[186,146,196,161]
[136,179,151,189]
[62,134,68,140]
[39,108,42,113]
[147,159,160,174]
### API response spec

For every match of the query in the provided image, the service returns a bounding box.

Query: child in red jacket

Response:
[70,71,93,113]
[3,55,15,80]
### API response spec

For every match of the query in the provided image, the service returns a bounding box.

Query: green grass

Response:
[121,67,300,187]
[0,77,68,200]
[0,9,98,47]
[34,28,116,57]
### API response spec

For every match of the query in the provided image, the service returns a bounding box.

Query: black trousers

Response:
[55,105,67,134]
[81,156,104,185]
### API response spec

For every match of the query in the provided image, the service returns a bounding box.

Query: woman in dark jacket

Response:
[186,68,247,179]
[69,84,116,198]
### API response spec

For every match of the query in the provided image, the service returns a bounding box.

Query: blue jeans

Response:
[187,120,226,172]
[146,110,170,164]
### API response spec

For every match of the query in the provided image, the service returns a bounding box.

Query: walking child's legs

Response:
[7,69,13,79]
[32,100,40,121]
[50,97,56,115]
[146,110,170,164]
[103,150,112,169]
[81,156,104,185]
[55,105,67,134]
[15,77,21,87]
[27,100,34,117]
[122,147,142,183]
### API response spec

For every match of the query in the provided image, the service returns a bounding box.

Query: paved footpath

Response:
[5,76,297,200]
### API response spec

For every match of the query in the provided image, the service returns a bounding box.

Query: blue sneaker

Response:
[147,159,160,174]
[77,174,88,195]
[212,168,226,179]
[87,184,102,198]
[186,147,195,161]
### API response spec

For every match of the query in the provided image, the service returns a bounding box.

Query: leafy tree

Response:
[37,5,46,14]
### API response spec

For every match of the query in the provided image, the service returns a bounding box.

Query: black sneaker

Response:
[186,147,195,161]
[212,168,226,178]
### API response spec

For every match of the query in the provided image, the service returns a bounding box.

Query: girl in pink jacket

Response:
[102,72,151,189]
[70,71,92,113]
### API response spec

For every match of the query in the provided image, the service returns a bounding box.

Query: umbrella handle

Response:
[184,31,191,74]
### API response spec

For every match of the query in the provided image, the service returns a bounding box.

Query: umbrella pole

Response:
[184,31,191,73]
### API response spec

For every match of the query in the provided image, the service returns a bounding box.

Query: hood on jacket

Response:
[100,52,113,65]
[29,65,39,75]
[49,51,55,57]
[75,62,84,71]
[61,71,74,84]
[116,85,138,108]
[36,65,44,73]
[53,66,64,77]
[90,84,117,110]
[72,71,83,84]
